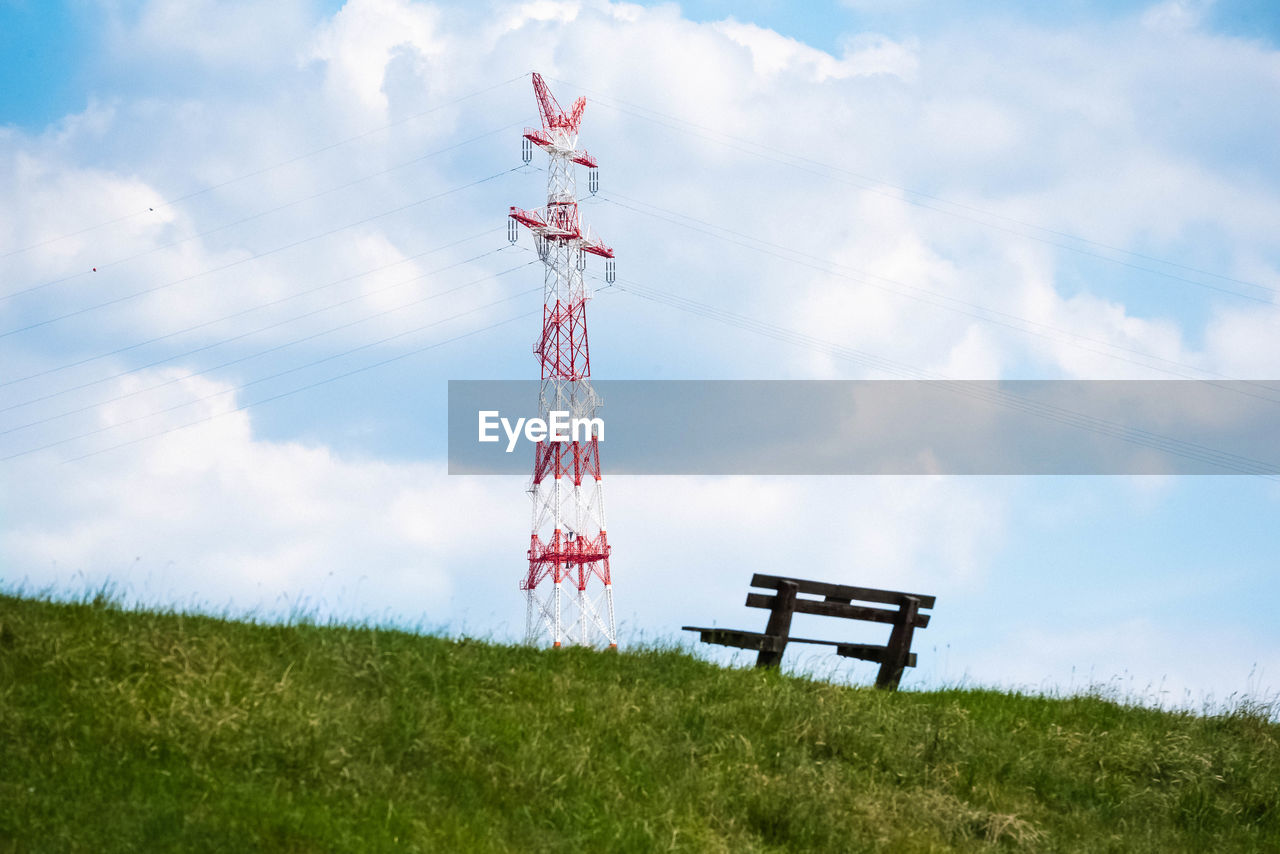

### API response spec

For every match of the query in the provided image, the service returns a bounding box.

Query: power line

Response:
[0,252,532,434]
[0,228,499,391]
[1,120,528,304]
[55,308,539,466]
[0,167,523,341]
[0,73,531,260]
[553,76,1278,304]
[606,274,1279,477]
[3,286,541,464]
[599,191,1280,404]
[0,240,504,411]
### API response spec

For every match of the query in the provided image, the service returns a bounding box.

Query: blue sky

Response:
[1,0,1278,706]
[0,1,94,127]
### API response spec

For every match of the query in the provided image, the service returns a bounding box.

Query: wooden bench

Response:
[682,573,936,690]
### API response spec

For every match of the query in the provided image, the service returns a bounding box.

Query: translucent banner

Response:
[447,380,1280,475]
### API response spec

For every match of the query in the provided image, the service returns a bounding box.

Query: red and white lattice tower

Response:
[508,73,618,648]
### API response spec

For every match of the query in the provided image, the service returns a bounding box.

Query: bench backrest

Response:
[747,573,933,628]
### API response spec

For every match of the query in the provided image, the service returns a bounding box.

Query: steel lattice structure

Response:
[508,73,618,648]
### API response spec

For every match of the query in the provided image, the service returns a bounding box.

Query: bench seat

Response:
[683,574,935,689]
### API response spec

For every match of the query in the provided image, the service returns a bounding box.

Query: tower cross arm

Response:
[532,73,589,134]
[579,236,614,259]
[509,205,548,230]
[523,127,597,167]
[523,128,553,147]
[509,205,574,240]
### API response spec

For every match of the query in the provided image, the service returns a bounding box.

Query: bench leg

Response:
[875,596,919,690]
[755,580,798,668]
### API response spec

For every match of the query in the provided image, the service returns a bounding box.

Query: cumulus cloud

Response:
[715,20,917,82]
[0,369,510,624]
[311,0,447,114]
[1142,0,1216,33]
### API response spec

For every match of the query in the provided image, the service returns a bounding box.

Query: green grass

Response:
[1,593,1277,853]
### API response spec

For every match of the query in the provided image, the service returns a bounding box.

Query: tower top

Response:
[522,73,599,168]
[532,72,587,134]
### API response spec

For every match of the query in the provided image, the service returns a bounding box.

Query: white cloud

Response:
[310,0,447,115]
[125,0,319,70]
[1141,0,1215,34]
[715,20,917,82]
[495,0,584,34]
[1203,291,1280,376]
[0,370,513,623]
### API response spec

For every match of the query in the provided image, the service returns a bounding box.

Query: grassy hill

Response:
[1,593,1276,853]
